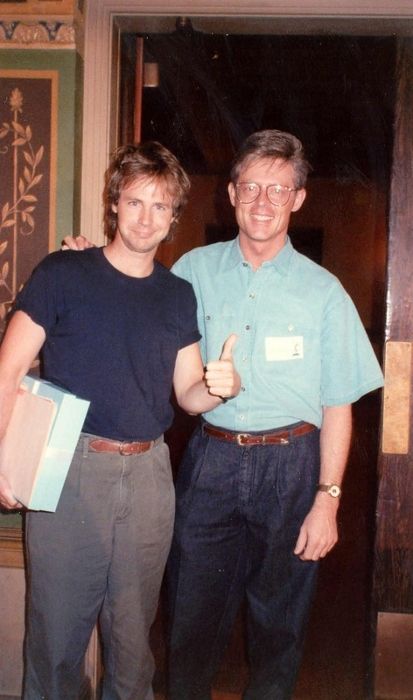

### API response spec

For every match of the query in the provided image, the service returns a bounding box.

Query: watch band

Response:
[318,483,342,498]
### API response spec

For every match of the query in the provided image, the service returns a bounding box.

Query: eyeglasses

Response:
[235,182,298,207]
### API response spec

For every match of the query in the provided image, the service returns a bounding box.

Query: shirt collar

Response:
[225,235,294,276]
[223,237,245,269]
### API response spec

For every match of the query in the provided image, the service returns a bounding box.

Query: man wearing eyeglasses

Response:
[166,129,384,700]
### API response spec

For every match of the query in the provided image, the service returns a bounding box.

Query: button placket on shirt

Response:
[234,262,269,430]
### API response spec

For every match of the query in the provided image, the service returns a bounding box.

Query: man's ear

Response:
[111,203,118,214]
[292,188,306,213]
[228,182,237,207]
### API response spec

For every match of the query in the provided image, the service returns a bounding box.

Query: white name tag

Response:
[265,336,304,361]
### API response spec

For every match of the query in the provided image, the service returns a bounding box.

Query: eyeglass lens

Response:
[235,183,292,206]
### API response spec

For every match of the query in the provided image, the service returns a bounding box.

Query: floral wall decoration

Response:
[0,69,57,337]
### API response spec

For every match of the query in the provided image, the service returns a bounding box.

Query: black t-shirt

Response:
[15,248,201,440]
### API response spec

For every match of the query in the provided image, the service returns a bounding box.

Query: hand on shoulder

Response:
[61,235,95,251]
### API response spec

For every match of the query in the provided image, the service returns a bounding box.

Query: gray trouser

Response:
[23,434,175,700]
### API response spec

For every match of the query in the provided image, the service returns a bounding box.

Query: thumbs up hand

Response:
[204,334,241,400]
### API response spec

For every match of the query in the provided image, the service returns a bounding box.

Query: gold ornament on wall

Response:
[0,70,57,337]
[0,87,44,324]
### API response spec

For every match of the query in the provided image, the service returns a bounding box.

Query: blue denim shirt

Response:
[172,236,383,431]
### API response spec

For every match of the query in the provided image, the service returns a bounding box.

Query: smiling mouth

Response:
[130,227,155,236]
[250,213,273,221]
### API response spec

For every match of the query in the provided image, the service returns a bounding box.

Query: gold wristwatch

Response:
[318,483,342,498]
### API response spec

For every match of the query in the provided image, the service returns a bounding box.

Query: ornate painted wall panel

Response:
[0,68,57,335]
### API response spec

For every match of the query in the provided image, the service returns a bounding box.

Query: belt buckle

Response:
[119,442,133,456]
[236,433,249,445]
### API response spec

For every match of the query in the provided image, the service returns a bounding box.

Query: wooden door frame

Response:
[79,0,413,244]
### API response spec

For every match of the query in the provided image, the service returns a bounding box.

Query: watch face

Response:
[328,485,341,498]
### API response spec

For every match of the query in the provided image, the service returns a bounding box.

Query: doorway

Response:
[118,25,391,700]
[120,27,391,334]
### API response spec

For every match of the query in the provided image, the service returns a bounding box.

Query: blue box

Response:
[0,376,90,512]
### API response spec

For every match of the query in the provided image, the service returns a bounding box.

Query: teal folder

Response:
[0,375,90,512]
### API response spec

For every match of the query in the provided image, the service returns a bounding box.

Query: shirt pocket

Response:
[200,303,240,361]
[258,318,321,383]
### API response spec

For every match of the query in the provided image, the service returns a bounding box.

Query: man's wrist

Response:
[317,483,342,498]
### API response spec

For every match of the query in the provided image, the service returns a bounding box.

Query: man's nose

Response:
[136,206,151,224]
[256,186,268,204]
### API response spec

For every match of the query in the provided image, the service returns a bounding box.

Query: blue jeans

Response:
[167,422,320,700]
[23,434,175,700]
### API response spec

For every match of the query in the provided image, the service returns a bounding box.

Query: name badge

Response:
[265,336,304,361]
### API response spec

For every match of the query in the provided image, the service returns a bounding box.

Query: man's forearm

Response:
[294,403,352,560]
[318,403,352,491]
[0,311,46,439]
[0,375,24,508]
[0,375,21,441]
[0,310,46,508]
[176,379,225,415]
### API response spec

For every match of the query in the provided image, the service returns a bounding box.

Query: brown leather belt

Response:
[88,438,154,456]
[203,421,316,446]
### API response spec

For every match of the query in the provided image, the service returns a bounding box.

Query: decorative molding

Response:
[0,19,75,46]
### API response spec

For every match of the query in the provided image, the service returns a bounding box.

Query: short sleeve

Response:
[176,279,201,350]
[320,285,383,405]
[14,252,61,333]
